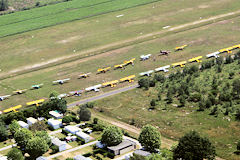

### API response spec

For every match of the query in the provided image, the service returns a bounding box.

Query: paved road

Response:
[67,84,139,108]
[0,144,16,152]
[47,140,98,159]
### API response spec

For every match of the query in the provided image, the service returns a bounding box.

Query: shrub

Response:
[150,99,156,107]
[50,145,59,154]
[62,116,73,124]
[93,118,98,124]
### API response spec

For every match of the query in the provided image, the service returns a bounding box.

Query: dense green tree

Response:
[35,131,52,146]
[78,106,91,121]
[14,128,33,148]
[138,125,161,153]
[138,78,150,90]
[26,137,49,159]
[0,0,8,11]
[62,115,73,124]
[0,123,8,141]
[232,79,240,98]
[173,131,216,160]
[7,148,24,160]
[101,126,123,146]
[8,120,20,136]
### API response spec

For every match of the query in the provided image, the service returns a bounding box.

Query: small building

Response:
[133,149,151,157]
[51,137,67,152]
[27,117,38,126]
[49,110,63,119]
[96,141,106,149]
[18,121,29,129]
[74,155,92,160]
[48,119,62,130]
[107,139,136,156]
[64,125,81,134]
[76,131,91,143]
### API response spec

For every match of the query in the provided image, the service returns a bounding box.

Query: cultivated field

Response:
[0,0,240,74]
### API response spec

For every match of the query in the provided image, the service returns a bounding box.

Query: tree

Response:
[0,124,8,142]
[7,148,24,160]
[232,79,240,98]
[29,121,48,132]
[9,120,20,136]
[130,153,146,160]
[26,137,49,159]
[35,131,52,146]
[101,126,123,146]
[78,106,91,121]
[0,0,8,11]
[14,128,33,148]
[173,131,216,160]
[138,125,161,153]
[93,118,98,124]
[62,116,73,124]
[179,95,186,107]
[138,78,150,90]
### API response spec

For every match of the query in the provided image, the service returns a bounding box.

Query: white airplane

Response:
[155,65,170,73]
[139,70,154,77]
[0,95,11,101]
[57,93,68,99]
[53,78,70,85]
[140,54,152,61]
[206,51,220,58]
[85,84,102,92]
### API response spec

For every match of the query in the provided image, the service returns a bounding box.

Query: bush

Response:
[62,116,73,124]
[77,137,85,145]
[93,123,105,131]
[93,118,98,124]
[138,78,150,90]
[149,80,156,87]
[50,145,59,154]
[150,99,156,107]
[107,152,115,159]
[154,74,165,82]
[62,129,70,135]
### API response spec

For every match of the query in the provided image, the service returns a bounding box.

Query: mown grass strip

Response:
[0,0,161,37]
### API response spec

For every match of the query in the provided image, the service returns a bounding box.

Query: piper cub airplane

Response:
[120,75,135,83]
[79,73,91,79]
[69,90,84,96]
[3,105,22,113]
[175,45,187,51]
[140,54,151,61]
[188,56,202,63]
[114,64,126,69]
[124,58,136,65]
[31,84,43,89]
[159,50,171,56]
[97,67,111,74]
[53,78,70,85]
[85,84,102,92]
[206,51,220,58]
[219,47,234,54]
[155,65,170,73]
[102,80,119,88]
[26,99,45,106]
[172,61,187,68]
[0,95,11,101]
[139,70,154,77]
[13,89,27,94]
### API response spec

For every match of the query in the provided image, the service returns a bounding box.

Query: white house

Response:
[51,137,67,152]
[76,131,90,143]
[18,121,29,129]
[27,117,38,126]
[49,111,63,119]
[48,119,62,130]
[64,125,81,134]
[74,155,92,160]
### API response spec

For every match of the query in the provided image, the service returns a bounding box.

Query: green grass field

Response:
[1,0,240,74]
[93,60,240,160]
[0,0,162,37]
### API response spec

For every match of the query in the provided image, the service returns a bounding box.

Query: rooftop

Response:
[107,139,136,151]
[51,137,66,147]
[133,149,151,157]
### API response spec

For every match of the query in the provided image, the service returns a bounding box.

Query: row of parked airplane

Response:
[139,43,240,77]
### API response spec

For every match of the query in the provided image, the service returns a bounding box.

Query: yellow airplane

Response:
[114,64,126,69]
[102,80,119,87]
[13,89,27,94]
[232,44,240,49]
[26,99,45,106]
[219,47,234,54]
[3,105,22,113]
[188,56,202,63]
[175,45,187,51]
[124,58,136,65]
[172,61,187,68]
[79,72,91,79]
[120,75,136,83]
[97,67,111,73]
